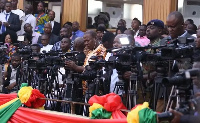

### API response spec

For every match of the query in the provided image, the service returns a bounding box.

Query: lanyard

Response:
[25,14,31,21]
[36,13,44,23]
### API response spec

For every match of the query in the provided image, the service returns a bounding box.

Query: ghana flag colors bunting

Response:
[0,83,45,123]
[127,102,157,123]
[88,93,127,119]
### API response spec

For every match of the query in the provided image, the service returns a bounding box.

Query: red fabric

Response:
[8,107,127,123]
[88,93,127,119]
[0,93,17,105]
[24,89,46,108]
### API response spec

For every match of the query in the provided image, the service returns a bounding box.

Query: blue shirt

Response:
[72,30,84,38]
[71,30,84,50]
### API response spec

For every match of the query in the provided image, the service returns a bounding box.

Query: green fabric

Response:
[139,108,157,123]
[20,83,28,89]
[91,108,112,119]
[0,99,22,123]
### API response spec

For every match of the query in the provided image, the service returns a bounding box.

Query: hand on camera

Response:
[3,22,9,27]
[123,71,132,80]
[169,109,183,123]
[65,60,77,70]
[7,82,16,90]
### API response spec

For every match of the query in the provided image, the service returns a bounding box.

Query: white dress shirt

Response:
[134,30,139,38]
[10,65,17,85]
[0,11,11,34]
[40,45,53,53]
[50,20,55,30]
[24,14,36,32]
[104,53,122,94]
[32,31,41,44]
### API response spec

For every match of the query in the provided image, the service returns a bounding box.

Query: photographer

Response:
[143,19,164,81]
[40,34,53,53]
[60,38,71,53]
[162,11,195,44]
[2,53,21,93]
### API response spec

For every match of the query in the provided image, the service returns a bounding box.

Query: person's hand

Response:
[169,109,183,123]
[123,71,132,80]
[3,22,9,27]
[65,60,77,70]
[7,82,16,90]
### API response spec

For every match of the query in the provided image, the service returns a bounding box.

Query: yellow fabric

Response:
[127,102,149,123]
[0,98,19,110]
[18,86,33,103]
[89,103,104,117]
[37,106,45,110]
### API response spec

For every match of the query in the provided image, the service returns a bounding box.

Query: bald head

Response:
[166,11,185,39]
[44,22,52,34]
[168,11,184,24]
[25,4,33,15]
[72,21,80,32]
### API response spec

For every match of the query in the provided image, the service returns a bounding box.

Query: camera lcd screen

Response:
[119,37,129,45]
[17,35,25,42]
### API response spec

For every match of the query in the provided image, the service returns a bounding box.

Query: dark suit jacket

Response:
[52,21,61,36]
[38,33,60,45]
[2,12,21,33]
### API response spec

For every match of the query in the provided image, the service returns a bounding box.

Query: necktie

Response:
[2,14,9,33]
[71,32,76,50]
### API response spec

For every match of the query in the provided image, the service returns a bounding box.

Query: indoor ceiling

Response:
[96,0,143,5]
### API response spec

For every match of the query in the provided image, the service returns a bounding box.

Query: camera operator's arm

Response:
[143,71,157,80]
[169,109,183,123]
[170,109,200,123]
[65,61,84,73]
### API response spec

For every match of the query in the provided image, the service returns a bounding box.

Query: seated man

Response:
[40,34,53,53]
[2,53,21,93]
[38,22,59,45]
[60,38,71,53]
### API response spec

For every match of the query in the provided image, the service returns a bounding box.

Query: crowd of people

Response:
[1,0,200,122]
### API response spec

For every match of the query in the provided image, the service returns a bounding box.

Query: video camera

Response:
[161,37,194,60]
[80,56,105,81]
[28,50,78,69]
[162,68,200,86]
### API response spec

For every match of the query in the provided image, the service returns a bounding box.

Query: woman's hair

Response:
[116,26,127,35]
[23,33,32,44]
[38,1,45,8]
[0,31,17,44]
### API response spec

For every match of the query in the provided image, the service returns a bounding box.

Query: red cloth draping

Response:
[24,89,45,108]
[0,93,17,105]
[89,93,127,119]
[8,107,127,123]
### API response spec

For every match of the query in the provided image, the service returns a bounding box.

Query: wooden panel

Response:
[61,0,87,31]
[143,0,177,24]
[17,0,25,10]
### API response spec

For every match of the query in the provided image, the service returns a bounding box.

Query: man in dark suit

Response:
[38,22,59,45]
[48,10,61,36]
[0,1,20,34]
[160,11,195,45]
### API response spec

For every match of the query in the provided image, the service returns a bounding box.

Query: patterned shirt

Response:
[34,13,49,34]
[52,41,61,51]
